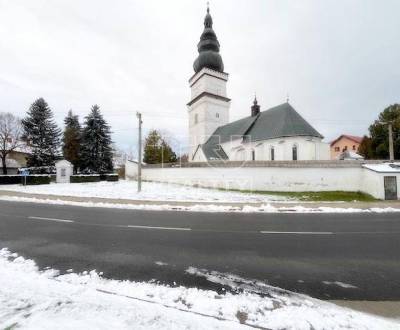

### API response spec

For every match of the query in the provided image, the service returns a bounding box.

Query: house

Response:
[1,145,31,174]
[330,135,363,160]
[187,6,330,162]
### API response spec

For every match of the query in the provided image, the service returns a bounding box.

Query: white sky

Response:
[0,0,399,153]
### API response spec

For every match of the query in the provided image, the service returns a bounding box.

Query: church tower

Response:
[187,5,230,161]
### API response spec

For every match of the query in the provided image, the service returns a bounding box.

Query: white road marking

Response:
[28,216,75,223]
[260,231,333,235]
[124,225,191,231]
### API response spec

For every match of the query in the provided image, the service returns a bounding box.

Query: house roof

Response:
[201,102,323,160]
[330,134,363,146]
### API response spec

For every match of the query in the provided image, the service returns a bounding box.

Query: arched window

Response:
[292,144,298,161]
[270,147,275,161]
[236,148,245,161]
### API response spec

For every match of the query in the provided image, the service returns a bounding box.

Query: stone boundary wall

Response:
[143,160,386,169]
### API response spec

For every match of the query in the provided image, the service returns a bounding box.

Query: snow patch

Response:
[1,249,399,330]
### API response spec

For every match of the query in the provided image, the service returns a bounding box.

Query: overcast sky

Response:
[0,0,399,153]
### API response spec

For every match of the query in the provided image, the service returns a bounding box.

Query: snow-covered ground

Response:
[1,249,399,330]
[1,181,400,213]
[0,180,286,203]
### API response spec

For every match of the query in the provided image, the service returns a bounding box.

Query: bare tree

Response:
[0,113,23,174]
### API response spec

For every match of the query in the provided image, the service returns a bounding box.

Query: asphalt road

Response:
[0,200,399,300]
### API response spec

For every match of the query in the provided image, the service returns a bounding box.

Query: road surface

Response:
[0,200,399,300]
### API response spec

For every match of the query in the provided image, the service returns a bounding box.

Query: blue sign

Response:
[21,169,29,176]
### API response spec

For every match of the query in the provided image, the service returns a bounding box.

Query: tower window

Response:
[270,147,275,161]
[251,150,255,161]
[194,113,198,124]
[216,113,219,118]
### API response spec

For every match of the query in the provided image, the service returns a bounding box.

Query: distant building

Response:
[1,144,31,174]
[330,135,363,160]
[187,6,330,162]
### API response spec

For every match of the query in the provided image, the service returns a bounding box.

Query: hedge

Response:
[0,175,51,185]
[100,174,119,181]
[70,175,101,183]
[0,175,22,185]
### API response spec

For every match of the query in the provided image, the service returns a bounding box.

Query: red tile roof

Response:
[330,134,363,146]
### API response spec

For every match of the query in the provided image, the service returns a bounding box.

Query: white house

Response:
[187,6,330,162]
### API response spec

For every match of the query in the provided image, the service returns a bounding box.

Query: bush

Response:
[25,175,51,185]
[106,174,119,182]
[99,173,119,182]
[70,175,101,183]
[0,175,22,185]
[0,175,51,185]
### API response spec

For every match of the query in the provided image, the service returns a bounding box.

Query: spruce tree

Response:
[81,105,113,173]
[62,110,81,173]
[143,129,177,164]
[22,98,61,167]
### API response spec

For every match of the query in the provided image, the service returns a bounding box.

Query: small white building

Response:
[187,7,330,163]
[362,163,400,200]
[55,160,73,183]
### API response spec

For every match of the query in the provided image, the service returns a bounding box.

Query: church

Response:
[187,7,330,162]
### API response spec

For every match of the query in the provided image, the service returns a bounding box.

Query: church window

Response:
[194,113,198,124]
[216,113,219,118]
[292,144,298,161]
[251,150,255,161]
[270,147,275,161]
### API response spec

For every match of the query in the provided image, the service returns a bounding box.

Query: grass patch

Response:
[220,189,376,202]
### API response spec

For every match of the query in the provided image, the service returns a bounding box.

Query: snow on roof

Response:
[363,163,400,173]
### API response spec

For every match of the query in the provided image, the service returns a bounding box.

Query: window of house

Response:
[61,168,66,177]
[270,147,275,161]
[343,146,348,151]
[194,113,198,124]
[334,146,340,152]
[292,145,298,161]
[352,145,356,150]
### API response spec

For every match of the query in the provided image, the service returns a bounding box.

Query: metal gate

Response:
[384,176,398,200]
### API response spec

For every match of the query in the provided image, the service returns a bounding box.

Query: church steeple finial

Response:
[207,1,210,14]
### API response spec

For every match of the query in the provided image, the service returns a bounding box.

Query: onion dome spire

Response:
[251,94,260,117]
[193,4,224,73]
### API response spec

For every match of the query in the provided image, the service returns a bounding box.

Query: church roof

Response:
[201,102,323,160]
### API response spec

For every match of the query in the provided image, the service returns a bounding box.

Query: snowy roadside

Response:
[0,181,287,203]
[1,181,400,213]
[1,249,399,330]
[0,194,400,213]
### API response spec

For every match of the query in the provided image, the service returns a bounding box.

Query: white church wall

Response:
[220,136,330,161]
[138,165,365,193]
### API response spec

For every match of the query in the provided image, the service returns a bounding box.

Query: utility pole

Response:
[380,121,394,162]
[388,122,394,161]
[381,121,395,161]
[136,112,142,192]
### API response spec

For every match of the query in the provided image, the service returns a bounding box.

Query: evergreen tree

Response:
[22,98,61,167]
[143,129,177,164]
[62,110,81,173]
[358,136,374,159]
[80,105,113,173]
[362,104,400,159]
